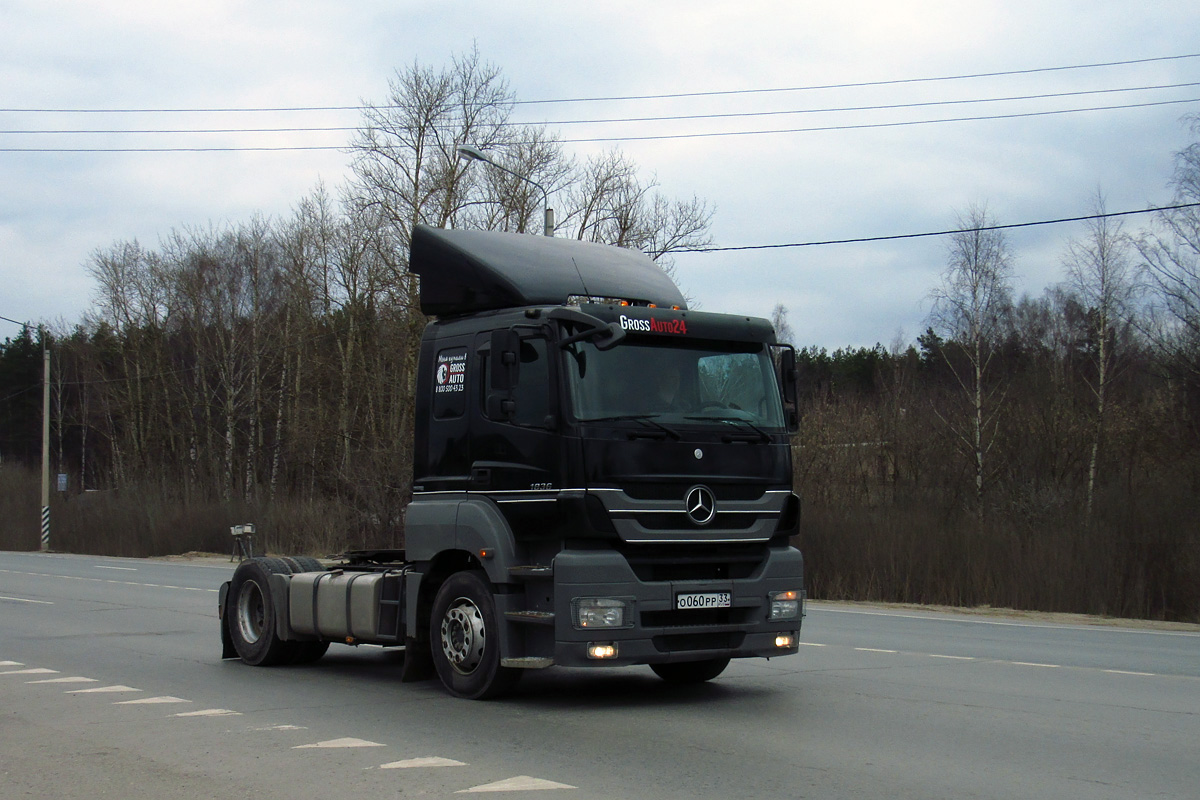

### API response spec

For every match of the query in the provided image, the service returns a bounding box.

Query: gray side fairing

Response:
[404,494,522,659]
[404,493,519,586]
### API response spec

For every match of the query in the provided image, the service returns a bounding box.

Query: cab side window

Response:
[482,337,551,427]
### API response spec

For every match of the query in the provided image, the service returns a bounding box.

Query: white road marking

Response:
[1009,662,1061,668]
[0,568,219,594]
[810,604,1200,637]
[251,724,307,731]
[380,757,467,769]
[457,776,577,793]
[929,654,975,660]
[95,565,138,571]
[294,738,386,749]
[1,667,58,675]
[174,709,241,717]
[66,685,141,693]
[856,647,898,653]
[27,676,98,684]
[1104,669,1156,676]
[0,661,24,666]
[114,696,191,705]
[0,595,54,604]
[798,642,826,647]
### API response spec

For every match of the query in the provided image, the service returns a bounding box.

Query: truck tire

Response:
[650,657,731,684]
[227,557,295,666]
[281,556,324,573]
[430,570,521,700]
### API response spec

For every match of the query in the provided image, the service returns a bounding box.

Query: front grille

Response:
[620,542,766,581]
[620,483,766,502]
[633,512,759,532]
[641,607,758,628]
[653,632,746,653]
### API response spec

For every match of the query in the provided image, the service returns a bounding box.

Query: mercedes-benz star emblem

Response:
[685,485,717,526]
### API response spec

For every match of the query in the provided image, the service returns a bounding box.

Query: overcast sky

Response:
[2,0,1198,348]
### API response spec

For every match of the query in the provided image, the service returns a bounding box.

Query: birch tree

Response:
[1062,191,1136,516]
[929,203,1014,518]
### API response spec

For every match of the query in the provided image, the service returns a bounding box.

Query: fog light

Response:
[775,634,796,648]
[573,597,631,630]
[770,589,802,621]
[588,642,618,659]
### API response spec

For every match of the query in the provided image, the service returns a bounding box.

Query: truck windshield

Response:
[563,339,786,429]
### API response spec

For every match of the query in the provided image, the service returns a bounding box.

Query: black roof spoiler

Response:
[409,225,688,316]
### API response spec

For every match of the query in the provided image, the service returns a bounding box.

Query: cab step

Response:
[508,565,554,579]
[504,610,556,625]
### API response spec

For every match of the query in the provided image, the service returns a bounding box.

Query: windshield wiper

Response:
[683,415,771,443]
[581,414,681,440]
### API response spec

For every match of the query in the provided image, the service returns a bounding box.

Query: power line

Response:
[512,53,1200,105]
[554,97,1200,144]
[6,81,1197,136]
[3,96,1195,153]
[2,52,1197,115]
[680,202,1200,253]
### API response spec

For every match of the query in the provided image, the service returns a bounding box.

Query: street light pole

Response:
[456,144,554,236]
[41,344,50,551]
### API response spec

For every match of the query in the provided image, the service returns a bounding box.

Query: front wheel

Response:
[650,657,731,684]
[430,571,520,699]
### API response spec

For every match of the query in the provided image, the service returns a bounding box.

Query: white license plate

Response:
[676,592,732,610]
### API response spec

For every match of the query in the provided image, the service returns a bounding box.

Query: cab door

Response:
[470,330,562,494]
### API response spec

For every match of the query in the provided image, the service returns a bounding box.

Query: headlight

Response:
[573,597,631,629]
[770,590,802,621]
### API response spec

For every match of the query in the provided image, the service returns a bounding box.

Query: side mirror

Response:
[773,344,800,432]
[487,328,521,421]
[490,328,520,391]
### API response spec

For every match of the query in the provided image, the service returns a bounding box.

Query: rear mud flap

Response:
[218,581,237,660]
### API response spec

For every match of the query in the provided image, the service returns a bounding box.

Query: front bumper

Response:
[548,545,804,668]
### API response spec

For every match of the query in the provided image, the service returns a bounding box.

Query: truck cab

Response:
[220,224,805,699]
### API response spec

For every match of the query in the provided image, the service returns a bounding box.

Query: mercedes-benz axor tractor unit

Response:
[219,224,806,699]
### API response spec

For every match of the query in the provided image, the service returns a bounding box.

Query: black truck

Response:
[219,224,805,698]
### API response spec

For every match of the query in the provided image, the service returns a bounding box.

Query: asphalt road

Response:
[2,550,1198,799]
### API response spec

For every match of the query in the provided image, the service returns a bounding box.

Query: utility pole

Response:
[41,345,50,551]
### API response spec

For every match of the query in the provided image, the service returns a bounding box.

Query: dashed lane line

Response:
[381,757,468,769]
[5,659,579,795]
[0,568,219,593]
[95,565,139,571]
[803,641,1193,679]
[251,724,308,731]
[809,604,1200,637]
[174,709,241,717]
[456,776,577,793]
[114,696,191,705]
[294,738,387,749]
[0,595,54,604]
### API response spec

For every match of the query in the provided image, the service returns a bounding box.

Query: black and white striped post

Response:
[40,346,50,552]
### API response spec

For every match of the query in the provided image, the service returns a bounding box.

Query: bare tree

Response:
[564,149,712,277]
[349,46,515,256]
[1137,120,1200,389]
[770,304,795,344]
[929,203,1014,518]
[1062,190,1136,516]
